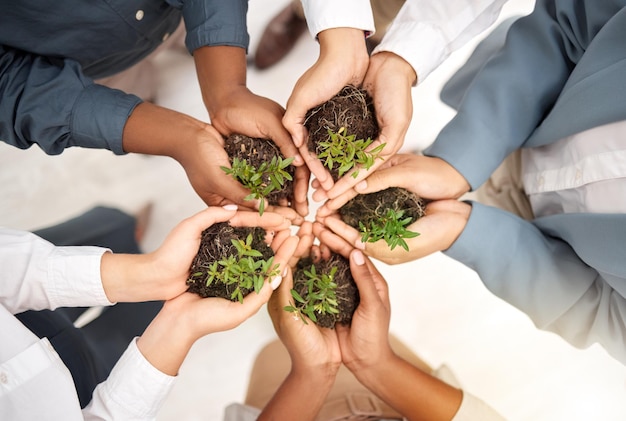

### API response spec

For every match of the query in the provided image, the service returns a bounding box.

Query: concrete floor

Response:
[1,1,625,419]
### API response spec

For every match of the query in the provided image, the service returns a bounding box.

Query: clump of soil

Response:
[304,85,379,181]
[224,134,295,206]
[292,253,359,329]
[340,187,426,230]
[187,222,274,300]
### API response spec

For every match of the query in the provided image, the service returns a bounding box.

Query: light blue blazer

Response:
[425,0,626,364]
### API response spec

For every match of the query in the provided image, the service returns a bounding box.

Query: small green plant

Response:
[188,233,279,303]
[221,155,294,215]
[359,208,420,251]
[284,264,340,325]
[318,127,385,178]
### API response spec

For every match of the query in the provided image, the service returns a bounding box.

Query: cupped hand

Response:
[317,199,471,265]
[317,153,470,217]
[284,28,370,192]
[315,52,418,202]
[335,248,393,373]
[267,222,342,376]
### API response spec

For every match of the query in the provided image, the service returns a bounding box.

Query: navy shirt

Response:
[0,0,249,155]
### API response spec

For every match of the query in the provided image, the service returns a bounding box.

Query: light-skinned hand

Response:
[283,28,370,192]
[101,205,294,303]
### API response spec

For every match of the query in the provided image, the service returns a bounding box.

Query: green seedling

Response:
[318,127,385,178]
[284,264,340,325]
[359,208,420,252]
[188,233,279,303]
[222,156,294,215]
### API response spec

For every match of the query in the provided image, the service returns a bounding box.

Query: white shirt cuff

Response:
[301,0,375,39]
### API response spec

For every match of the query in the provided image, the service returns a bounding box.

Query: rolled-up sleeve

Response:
[301,0,375,39]
[167,0,250,53]
[0,45,142,155]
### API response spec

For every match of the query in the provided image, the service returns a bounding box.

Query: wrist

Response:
[318,28,369,74]
[370,51,417,86]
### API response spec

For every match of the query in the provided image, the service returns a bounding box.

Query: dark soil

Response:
[293,253,359,329]
[224,134,295,206]
[340,187,426,231]
[304,85,379,181]
[187,222,274,300]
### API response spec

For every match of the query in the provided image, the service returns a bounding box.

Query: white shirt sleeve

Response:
[84,338,176,420]
[0,228,112,314]
[300,0,375,39]
[373,0,509,83]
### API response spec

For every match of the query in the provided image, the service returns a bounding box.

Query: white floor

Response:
[2,1,626,420]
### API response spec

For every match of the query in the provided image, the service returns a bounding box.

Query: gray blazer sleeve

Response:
[446,203,626,364]
[0,45,141,155]
[424,0,626,190]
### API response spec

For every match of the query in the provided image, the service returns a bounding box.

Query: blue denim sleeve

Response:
[166,0,249,53]
[0,45,141,155]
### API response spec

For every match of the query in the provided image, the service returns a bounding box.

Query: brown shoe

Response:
[254,4,307,70]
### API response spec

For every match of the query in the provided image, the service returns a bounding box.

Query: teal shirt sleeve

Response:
[166,0,250,53]
[0,45,141,155]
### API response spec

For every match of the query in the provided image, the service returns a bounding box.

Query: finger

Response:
[176,205,239,237]
[312,221,355,259]
[282,107,308,148]
[317,188,359,217]
[228,210,290,231]
[271,235,300,285]
[293,165,310,217]
[317,215,362,252]
[263,205,304,226]
[298,144,334,192]
[349,250,389,307]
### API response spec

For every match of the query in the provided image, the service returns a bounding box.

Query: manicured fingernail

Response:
[356,180,367,191]
[222,204,238,211]
[353,250,365,266]
[355,239,366,250]
[271,275,283,290]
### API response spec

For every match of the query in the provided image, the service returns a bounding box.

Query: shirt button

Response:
[135,10,145,21]
[0,372,7,384]
[162,32,170,42]
[575,169,582,181]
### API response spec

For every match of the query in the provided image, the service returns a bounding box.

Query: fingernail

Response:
[282,267,288,277]
[353,250,365,266]
[222,204,238,211]
[294,154,303,165]
[356,180,367,191]
[271,275,283,290]
[355,239,366,250]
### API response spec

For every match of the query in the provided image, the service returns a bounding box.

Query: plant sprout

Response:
[318,127,385,178]
[284,264,340,325]
[359,208,420,251]
[188,233,279,303]
[222,155,294,215]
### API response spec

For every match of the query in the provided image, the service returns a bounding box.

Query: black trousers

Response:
[15,206,162,408]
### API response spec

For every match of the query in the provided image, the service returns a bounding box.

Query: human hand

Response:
[317,199,471,265]
[317,153,470,217]
[313,52,418,202]
[268,222,342,378]
[101,206,293,303]
[334,247,394,377]
[283,28,370,191]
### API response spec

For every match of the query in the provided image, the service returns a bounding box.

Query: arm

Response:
[0,45,140,155]
[258,222,342,420]
[317,0,508,200]
[446,202,626,365]
[86,227,299,419]
[424,0,623,190]
[336,248,466,420]
[283,0,373,191]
